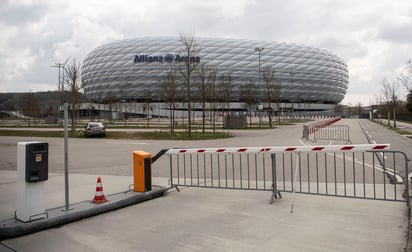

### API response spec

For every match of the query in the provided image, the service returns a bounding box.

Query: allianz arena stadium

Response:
[82,37,348,113]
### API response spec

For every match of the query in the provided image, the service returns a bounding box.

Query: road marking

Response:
[300,138,401,183]
[330,152,402,183]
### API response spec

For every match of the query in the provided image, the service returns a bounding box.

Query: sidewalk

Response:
[0,118,410,251]
[0,171,408,251]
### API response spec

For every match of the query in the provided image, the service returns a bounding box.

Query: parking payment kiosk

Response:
[16,142,48,222]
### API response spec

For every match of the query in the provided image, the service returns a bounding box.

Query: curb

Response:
[0,186,167,240]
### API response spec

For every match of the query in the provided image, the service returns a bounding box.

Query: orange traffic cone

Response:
[92,176,108,204]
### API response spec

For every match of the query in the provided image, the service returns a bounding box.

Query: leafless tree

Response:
[262,67,281,127]
[354,102,364,116]
[161,68,179,133]
[219,73,233,128]
[240,80,257,127]
[64,58,82,133]
[207,67,218,133]
[398,60,412,113]
[407,90,412,113]
[120,81,132,127]
[22,91,40,126]
[381,78,400,127]
[399,60,412,92]
[372,94,384,122]
[176,32,200,137]
[334,103,344,117]
[142,88,153,128]
[104,92,115,123]
[195,62,212,133]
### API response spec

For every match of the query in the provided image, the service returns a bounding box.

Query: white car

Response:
[84,122,106,137]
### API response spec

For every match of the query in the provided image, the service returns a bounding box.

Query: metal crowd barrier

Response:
[302,117,352,143]
[163,144,409,210]
[313,125,351,143]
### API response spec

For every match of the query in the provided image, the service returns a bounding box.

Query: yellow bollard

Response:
[133,151,152,192]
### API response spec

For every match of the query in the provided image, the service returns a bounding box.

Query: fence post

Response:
[302,125,309,141]
[270,153,281,204]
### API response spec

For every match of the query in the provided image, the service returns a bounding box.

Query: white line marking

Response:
[301,138,400,183]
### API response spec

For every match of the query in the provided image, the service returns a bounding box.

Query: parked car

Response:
[84,122,106,137]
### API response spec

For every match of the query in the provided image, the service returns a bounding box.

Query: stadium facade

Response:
[82,37,348,115]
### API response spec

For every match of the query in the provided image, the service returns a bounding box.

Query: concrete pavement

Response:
[0,172,407,251]
[0,118,411,251]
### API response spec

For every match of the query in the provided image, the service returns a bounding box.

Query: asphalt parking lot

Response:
[0,118,411,251]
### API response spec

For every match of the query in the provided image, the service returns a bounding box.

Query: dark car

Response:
[84,122,106,137]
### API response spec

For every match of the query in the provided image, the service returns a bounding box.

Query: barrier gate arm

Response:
[151,148,169,163]
[165,144,390,154]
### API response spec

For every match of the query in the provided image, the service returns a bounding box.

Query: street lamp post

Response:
[51,57,70,123]
[289,71,294,118]
[255,47,264,128]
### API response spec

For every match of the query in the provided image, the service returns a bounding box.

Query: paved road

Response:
[0,119,411,251]
[0,123,305,176]
[359,119,412,156]
[358,119,412,178]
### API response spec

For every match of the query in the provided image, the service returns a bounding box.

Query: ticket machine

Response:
[16,142,48,222]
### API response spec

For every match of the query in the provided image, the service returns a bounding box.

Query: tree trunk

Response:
[387,111,390,126]
[393,107,396,128]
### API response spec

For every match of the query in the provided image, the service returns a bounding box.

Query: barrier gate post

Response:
[133,151,152,192]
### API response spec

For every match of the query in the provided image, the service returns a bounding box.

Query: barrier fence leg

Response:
[302,125,309,141]
[290,152,301,213]
[168,155,180,192]
[270,154,281,204]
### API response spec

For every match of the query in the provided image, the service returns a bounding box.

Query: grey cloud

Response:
[377,21,412,43]
[1,0,411,105]
[0,2,48,26]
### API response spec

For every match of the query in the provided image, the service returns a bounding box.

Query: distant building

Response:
[82,37,348,116]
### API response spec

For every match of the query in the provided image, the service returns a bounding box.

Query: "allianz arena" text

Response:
[133,54,201,63]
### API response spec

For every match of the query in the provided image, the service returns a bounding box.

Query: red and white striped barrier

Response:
[307,117,341,134]
[166,144,390,154]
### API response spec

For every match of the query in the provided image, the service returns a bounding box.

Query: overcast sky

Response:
[0,0,411,105]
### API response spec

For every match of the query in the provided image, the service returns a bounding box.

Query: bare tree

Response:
[142,88,153,128]
[399,60,412,92]
[219,73,233,128]
[64,58,82,133]
[120,81,131,127]
[381,78,400,127]
[407,90,412,113]
[334,103,344,117]
[176,32,200,137]
[398,60,412,114]
[354,102,364,116]
[104,92,115,123]
[262,67,281,127]
[207,67,218,133]
[372,94,384,122]
[22,91,40,126]
[195,62,211,133]
[161,68,179,133]
[240,80,257,127]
